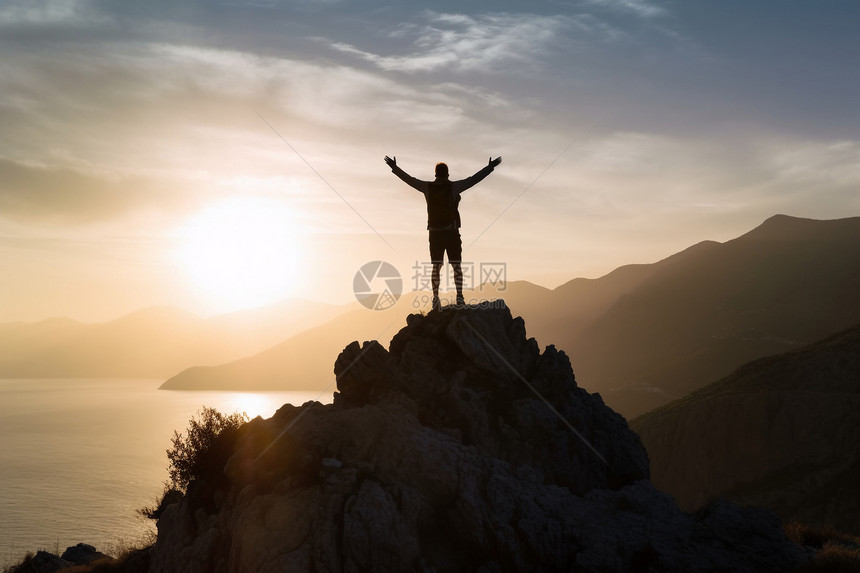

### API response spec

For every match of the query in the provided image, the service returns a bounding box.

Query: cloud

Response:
[0,37,527,176]
[331,11,572,73]
[0,158,193,224]
[538,131,860,225]
[586,0,668,19]
[3,5,851,239]
[0,38,532,234]
[766,139,860,188]
[0,0,110,27]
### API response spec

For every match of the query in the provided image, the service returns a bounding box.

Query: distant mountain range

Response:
[0,300,344,377]
[161,214,860,421]
[159,281,555,392]
[5,214,860,423]
[631,322,860,535]
[557,214,860,417]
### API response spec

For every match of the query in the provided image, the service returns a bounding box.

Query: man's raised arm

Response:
[384,155,426,193]
[453,156,502,193]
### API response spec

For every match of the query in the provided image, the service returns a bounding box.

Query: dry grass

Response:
[785,520,860,572]
[2,552,34,573]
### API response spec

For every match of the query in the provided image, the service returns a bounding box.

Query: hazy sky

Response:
[2,0,859,321]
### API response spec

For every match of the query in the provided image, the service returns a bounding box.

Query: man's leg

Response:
[448,230,464,306]
[452,262,464,305]
[430,262,442,308]
[429,231,443,311]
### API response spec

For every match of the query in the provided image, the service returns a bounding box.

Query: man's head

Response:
[435,162,449,179]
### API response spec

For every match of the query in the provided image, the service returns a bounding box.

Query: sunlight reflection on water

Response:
[0,379,331,568]
[161,387,330,420]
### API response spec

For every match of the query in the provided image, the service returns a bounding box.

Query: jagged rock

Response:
[149,302,806,572]
[61,543,112,565]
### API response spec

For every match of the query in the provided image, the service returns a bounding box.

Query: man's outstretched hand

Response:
[384,155,396,168]
[489,156,502,168]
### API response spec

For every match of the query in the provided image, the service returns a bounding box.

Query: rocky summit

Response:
[150,302,806,572]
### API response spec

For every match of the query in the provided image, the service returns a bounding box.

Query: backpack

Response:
[426,181,460,229]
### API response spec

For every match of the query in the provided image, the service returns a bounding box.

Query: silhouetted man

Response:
[384,155,502,310]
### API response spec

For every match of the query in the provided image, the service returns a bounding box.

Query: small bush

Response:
[166,406,248,494]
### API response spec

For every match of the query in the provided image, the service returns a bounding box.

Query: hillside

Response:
[150,303,805,572]
[632,323,860,535]
[565,214,860,417]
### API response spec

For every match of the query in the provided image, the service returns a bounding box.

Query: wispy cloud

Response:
[766,139,860,188]
[332,12,571,73]
[0,38,521,163]
[586,0,668,19]
[0,38,529,234]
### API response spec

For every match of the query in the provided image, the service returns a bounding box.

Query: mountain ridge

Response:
[5,214,859,425]
[159,214,860,418]
[631,321,860,534]
[566,213,860,416]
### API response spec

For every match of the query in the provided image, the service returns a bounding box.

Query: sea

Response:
[0,378,330,568]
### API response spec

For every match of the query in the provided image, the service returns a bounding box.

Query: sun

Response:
[175,196,304,312]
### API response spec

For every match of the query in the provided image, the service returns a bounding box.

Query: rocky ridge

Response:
[149,302,806,572]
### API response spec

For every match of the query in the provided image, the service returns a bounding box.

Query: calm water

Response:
[0,379,330,567]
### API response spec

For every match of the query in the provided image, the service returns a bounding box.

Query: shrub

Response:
[166,406,248,494]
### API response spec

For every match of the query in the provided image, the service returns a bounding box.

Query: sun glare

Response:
[175,196,304,313]
[224,392,277,418]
